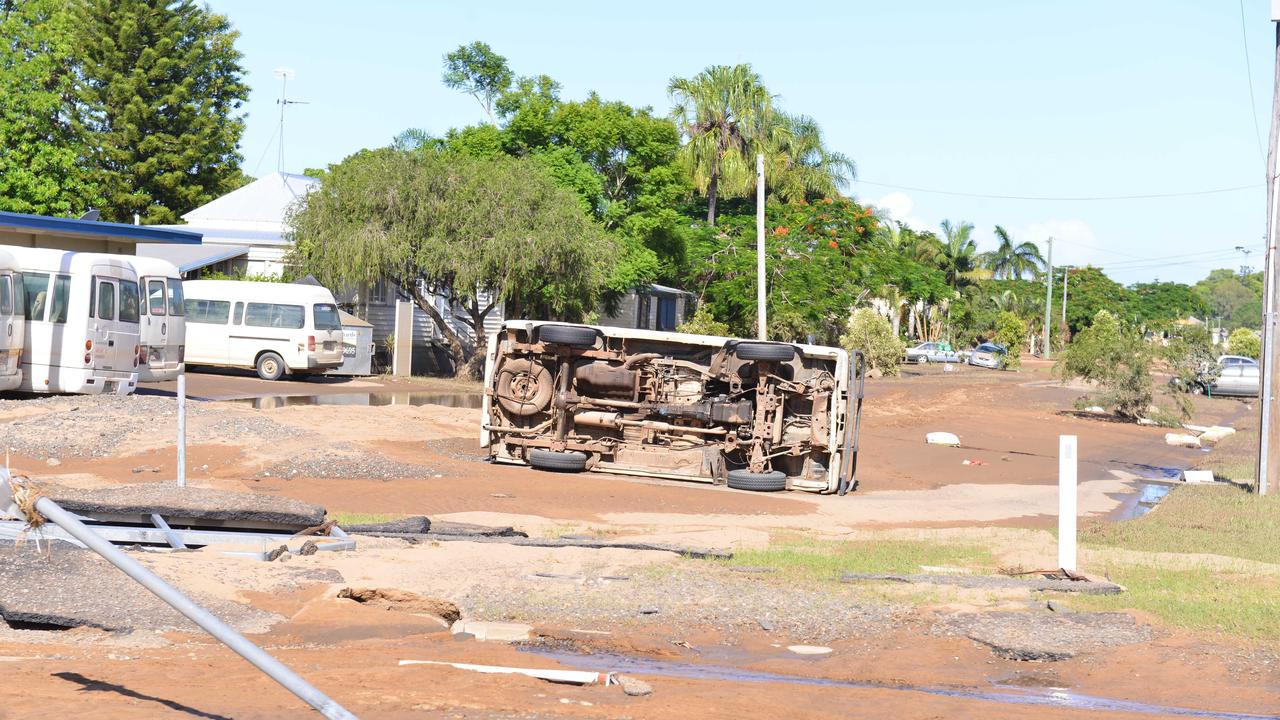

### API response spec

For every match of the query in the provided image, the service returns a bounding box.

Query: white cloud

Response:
[872,191,931,232]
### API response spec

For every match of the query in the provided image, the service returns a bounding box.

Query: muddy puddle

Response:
[524,647,1274,719]
[1109,481,1174,521]
[224,392,484,410]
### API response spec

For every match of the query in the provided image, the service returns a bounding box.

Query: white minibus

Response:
[129,256,186,382]
[6,246,141,395]
[181,280,344,381]
[0,248,24,391]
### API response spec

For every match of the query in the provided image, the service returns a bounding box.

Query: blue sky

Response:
[209,0,1275,284]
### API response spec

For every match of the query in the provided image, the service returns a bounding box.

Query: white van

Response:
[6,246,141,395]
[128,256,186,382]
[181,280,344,380]
[0,248,24,392]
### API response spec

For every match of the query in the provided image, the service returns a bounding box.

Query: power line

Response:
[855,179,1262,202]
[1239,0,1267,162]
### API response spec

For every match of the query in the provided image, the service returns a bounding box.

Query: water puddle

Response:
[225,392,483,410]
[523,648,1273,719]
[1109,482,1174,521]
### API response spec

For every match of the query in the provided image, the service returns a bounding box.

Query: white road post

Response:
[1058,435,1078,571]
[756,153,767,340]
[177,372,186,488]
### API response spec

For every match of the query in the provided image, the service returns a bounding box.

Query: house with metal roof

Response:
[0,209,201,254]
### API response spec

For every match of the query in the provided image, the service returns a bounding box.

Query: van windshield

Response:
[313,303,341,331]
[119,280,140,323]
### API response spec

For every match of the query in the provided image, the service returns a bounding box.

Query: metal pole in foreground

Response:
[1042,238,1054,358]
[1257,16,1280,496]
[177,373,186,488]
[756,152,767,340]
[1058,435,1078,572]
[0,473,356,720]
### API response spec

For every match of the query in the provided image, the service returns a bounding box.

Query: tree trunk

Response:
[409,284,469,376]
[890,301,902,338]
[706,172,719,226]
[461,298,496,379]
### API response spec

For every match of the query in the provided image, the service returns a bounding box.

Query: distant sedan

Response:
[968,342,1008,370]
[904,341,964,364]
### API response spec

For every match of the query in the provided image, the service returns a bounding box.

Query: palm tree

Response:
[765,113,855,202]
[982,225,1046,280]
[936,220,990,290]
[668,65,775,225]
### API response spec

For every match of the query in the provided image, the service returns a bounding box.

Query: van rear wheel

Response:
[256,352,286,381]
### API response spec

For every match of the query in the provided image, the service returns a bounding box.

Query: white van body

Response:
[6,246,141,395]
[0,248,24,391]
[128,256,186,382]
[181,280,344,381]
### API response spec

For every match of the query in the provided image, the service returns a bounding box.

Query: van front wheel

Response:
[256,352,286,381]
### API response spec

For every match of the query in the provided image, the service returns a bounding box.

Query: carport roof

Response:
[0,210,202,245]
[137,243,248,273]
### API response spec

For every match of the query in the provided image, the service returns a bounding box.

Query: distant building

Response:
[597,284,693,331]
[0,209,200,254]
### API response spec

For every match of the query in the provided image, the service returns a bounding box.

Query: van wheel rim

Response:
[263,359,277,375]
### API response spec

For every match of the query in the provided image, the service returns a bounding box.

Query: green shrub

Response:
[841,308,905,377]
[677,306,731,336]
[1057,310,1154,419]
[1227,327,1261,360]
[994,311,1024,370]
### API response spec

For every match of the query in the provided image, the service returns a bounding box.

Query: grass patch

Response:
[723,537,994,583]
[1072,564,1280,644]
[1081,484,1280,565]
[328,511,401,526]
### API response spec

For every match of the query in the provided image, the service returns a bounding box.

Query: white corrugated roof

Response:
[180,171,318,230]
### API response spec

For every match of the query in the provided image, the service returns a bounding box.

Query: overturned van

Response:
[480,321,865,494]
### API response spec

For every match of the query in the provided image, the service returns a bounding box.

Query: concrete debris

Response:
[1083,406,1106,415]
[341,516,431,534]
[757,618,775,632]
[618,675,653,696]
[1164,433,1201,449]
[1181,470,1216,484]
[1197,426,1237,447]
[42,482,326,527]
[1136,418,1158,426]
[787,645,833,655]
[338,588,461,623]
[451,620,532,642]
[926,432,961,446]
[935,611,1152,662]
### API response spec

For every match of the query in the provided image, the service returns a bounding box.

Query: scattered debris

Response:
[337,588,461,623]
[398,659,614,686]
[962,458,987,466]
[934,611,1152,662]
[729,566,776,574]
[341,516,430,534]
[1164,433,1201,449]
[1083,406,1106,415]
[639,607,660,615]
[1046,600,1068,613]
[450,620,532,642]
[617,675,653,696]
[757,618,775,632]
[1136,417,1158,426]
[1197,426,1237,447]
[841,571,1122,595]
[787,645,832,655]
[926,432,961,446]
[1181,470,1216,484]
[42,482,327,528]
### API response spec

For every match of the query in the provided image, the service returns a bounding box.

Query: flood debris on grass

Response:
[840,572,1123,595]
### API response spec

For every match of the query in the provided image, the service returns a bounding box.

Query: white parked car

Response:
[181,280,344,381]
[481,321,866,494]
[904,341,963,364]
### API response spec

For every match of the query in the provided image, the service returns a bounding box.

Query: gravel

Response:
[841,572,1124,595]
[0,394,299,459]
[0,539,279,634]
[457,561,906,644]
[257,443,437,480]
[932,610,1154,661]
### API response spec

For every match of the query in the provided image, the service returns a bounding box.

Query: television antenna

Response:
[273,67,309,173]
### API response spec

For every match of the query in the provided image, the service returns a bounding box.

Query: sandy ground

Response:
[0,364,1274,718]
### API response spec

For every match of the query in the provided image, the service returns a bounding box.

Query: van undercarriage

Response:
[481,322,864,494]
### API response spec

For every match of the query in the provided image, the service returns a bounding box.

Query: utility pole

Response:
[1042,237,1054,358]
[1258,11,1280,496]
[756,153,767,340]
[1061,266,1069,325]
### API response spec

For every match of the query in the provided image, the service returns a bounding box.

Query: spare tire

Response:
[496,358,554,416]
[734,342,796,362]
[528,449,588,473]
[538,324,598,348]
[727,469,788,492]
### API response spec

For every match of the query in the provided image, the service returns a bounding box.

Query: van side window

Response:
[245,302,304,329]
[233,301,244,324]
[168,281,185,316]
[0,275,11,316]
[184,299,230,324]
[119,280,140,323]
[96,280,115,320]
[49,275,70,324]
[22,273,49,322]
[147,280,166,316]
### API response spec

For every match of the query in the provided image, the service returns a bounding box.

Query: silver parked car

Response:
[1193,361,1259,397]
[968,342,1008,370]
[904,341,964,364]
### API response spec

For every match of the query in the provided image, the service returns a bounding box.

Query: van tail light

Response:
[84,352,91,365]
[307,335,315,352]
[85,339,93,351]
